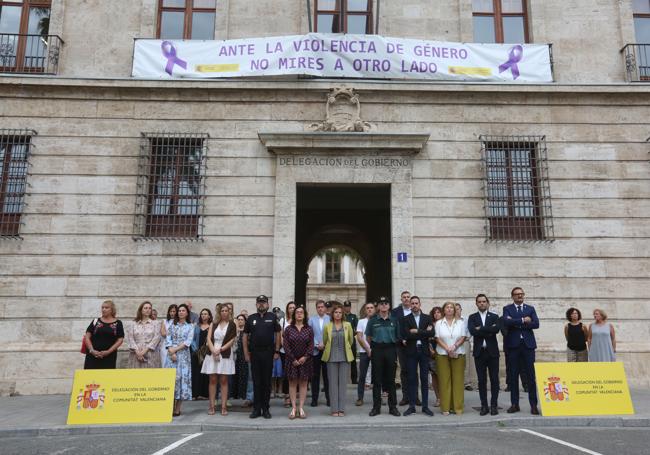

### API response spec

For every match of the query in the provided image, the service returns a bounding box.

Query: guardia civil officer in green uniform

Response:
[243,295,281,419]
[365,296,401,416]
[343,300,359,384]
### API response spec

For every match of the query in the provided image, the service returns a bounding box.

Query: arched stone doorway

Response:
[295,185,391,307]
[258,131,429,307]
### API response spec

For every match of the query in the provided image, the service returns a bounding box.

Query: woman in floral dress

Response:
[283,306,314,419]
[127,301,162,368]
[165,303,194,416]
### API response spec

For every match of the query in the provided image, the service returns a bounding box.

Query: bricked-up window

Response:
[0,130,34,237]
[135,133,207,240]
[157,0,216,40]
[481,136,553,241]
[473,0,528,43]
[315,0,373,34]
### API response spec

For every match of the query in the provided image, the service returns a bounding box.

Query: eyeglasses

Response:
[513,293,525,297]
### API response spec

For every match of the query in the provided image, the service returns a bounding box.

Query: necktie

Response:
[517,305,522,314]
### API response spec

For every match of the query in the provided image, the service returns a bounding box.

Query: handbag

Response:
[196,343,209,364]
[80,318,98,354]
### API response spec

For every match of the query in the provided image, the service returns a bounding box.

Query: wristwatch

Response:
[275,350,280,354]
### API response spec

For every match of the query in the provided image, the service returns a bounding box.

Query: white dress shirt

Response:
[413,313,421,346]
[479,310,488,348]
[435,318,469,356]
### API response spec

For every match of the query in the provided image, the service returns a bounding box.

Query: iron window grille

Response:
[134,133,207,241]
[480,135,554,242]
[0,129,34,238]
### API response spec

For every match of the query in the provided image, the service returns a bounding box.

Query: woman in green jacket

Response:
[322,301,355,416]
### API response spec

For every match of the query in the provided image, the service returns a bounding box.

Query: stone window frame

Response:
[314,0,373,34]
[134,132,208,241]
[472,0,530,43]
[480,135,554,242]
[0,129,35,238]
[156,0,216,40]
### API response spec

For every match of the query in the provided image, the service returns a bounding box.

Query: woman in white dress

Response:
[202,303,237,415]
[160,304,177,366]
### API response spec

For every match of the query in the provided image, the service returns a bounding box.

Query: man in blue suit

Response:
[468,294,500,416]
[502,286,539,415]
[308,299,330,407]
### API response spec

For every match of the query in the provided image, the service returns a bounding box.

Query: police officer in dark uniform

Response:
[243,295,281,419]
[365,296,401,417]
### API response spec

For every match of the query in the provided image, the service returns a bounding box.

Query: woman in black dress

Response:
[191,308,212,399]
[231,313,249,400]
[84,300,124,369]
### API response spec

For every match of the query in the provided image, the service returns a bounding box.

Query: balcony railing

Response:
[0,34,63,75]
[622,43,650,82]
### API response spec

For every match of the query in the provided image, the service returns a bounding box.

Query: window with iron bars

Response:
[0,130,34,237]
[480,135,553,241]
[134,133,207,240]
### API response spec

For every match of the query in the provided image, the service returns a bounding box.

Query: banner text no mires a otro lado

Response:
[132,33,553,83]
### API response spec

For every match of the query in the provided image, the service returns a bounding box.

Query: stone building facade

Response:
[306,248,366,314]
[0,0,649,395]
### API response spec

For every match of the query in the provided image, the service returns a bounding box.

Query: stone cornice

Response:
[258,132,430,155]
[3,75,650,95]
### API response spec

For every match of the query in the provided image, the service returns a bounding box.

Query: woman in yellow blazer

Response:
[322,302,355,416]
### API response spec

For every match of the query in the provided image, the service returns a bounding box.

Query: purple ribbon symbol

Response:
[161,41,187,76]
[498,45,523,80]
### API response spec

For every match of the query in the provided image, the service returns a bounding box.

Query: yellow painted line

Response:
[195,63,240,73]
[448,66,492,76]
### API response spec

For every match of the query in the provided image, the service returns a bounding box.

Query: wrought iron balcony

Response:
[0,34,63,75]
[622,43,650,82]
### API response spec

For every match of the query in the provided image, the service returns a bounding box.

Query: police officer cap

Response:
[377,296,391,307]
[324,300,333,308]
[343,300,352,307]
[272,307,281,312]
[256,295,269,303]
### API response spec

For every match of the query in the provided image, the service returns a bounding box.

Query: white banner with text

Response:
[132,33,553,83]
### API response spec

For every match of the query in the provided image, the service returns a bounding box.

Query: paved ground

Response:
[0,386,648,454]
[1,427,647,455]
[1,386,648,436]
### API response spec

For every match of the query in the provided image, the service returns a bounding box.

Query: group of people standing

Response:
[82,286,618,419]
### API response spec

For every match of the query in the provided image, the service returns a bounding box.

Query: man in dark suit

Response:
[501,319,529,393]
[401,296,435,416]
[502,286,540,415]
[392,290,420,406]
[468,294,500,416]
